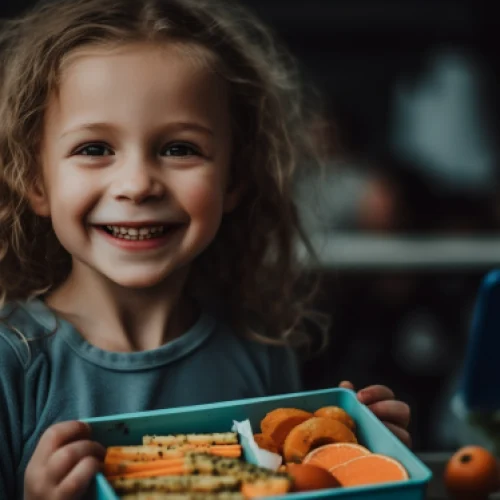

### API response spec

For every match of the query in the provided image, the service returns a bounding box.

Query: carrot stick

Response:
[107,444,240,456]
[210,445,241,451]
[104,458,185,476]
[210,449,241,458]
[106,447,184,463]
[106,445,241,463]
[105,466,186,480]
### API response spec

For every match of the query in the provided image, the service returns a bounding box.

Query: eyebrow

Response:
[59,121,214,139]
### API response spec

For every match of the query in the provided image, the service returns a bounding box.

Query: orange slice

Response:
[329,454,409,487]
[283,417,357,464]
[314,406,356,431]
[303,443,371,470]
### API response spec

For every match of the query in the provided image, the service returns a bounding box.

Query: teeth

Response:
[105,225,166,240]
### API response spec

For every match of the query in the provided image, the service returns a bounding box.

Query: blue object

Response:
[459,269,500,411]
[85,388,432,500]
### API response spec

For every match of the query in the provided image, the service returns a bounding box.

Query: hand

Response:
[24,420,106,500]
[339,381,411,448]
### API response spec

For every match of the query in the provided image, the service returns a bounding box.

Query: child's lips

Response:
[93,223,184,250]
[99,224,168,239]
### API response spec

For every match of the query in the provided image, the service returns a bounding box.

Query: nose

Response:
[110,158,165,204]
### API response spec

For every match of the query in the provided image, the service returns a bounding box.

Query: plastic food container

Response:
[85,388,432,500]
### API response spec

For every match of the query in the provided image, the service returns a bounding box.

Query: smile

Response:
[101,225,167,241]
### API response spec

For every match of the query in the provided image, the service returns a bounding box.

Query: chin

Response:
[107,272,171,290]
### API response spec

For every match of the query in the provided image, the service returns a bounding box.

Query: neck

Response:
[46,262,196,352]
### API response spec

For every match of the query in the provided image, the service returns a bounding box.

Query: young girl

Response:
[0,0,411,498]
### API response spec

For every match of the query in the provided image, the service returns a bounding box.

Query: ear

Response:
[27,178,51,217]
[223,184,244,214]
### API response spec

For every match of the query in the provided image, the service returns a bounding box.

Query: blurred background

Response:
[246,0,500,454]
[2,0,499,454]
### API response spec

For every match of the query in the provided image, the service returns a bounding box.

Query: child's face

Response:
[32,42,236,289]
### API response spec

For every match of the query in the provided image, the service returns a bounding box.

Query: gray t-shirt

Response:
[0,299,301,499]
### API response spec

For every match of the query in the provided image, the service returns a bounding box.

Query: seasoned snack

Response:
[105,452,292,484]
[121,494,244,500]
[260,408,312,451]
[314,406,356,431]
[240,478,292,498]
[181,454,291,484]
[143,433,239,446]
[110,475,241,495]
[283,417,357,463]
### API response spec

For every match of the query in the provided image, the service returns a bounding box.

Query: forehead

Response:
[59,40,219,81]
[47,42,229,132]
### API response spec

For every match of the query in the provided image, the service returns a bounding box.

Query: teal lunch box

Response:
[84,388,432,500]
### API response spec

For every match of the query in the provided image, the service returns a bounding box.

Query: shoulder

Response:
[0,300,55,369]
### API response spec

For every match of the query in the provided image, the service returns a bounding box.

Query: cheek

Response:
[47,169,101,222]
[47,172,102,253]
[177,173,226,219]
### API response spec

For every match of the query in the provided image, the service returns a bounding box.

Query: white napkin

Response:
[232,419,282,471]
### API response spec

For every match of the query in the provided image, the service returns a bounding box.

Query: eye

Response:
[74,143,114,156]
[162,143,200,157]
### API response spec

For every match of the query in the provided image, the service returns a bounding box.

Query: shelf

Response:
[299,233,500,271]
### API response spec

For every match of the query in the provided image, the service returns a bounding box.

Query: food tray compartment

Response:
[85,388,432,500]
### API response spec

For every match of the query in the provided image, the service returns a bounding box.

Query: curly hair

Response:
[0,0,328,348]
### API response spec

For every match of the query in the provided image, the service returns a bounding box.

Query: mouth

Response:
[96,224,173,241]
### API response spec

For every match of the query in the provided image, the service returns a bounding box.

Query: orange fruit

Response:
[444,446,499,500]
[260,408,312,452]
[314,406,356,431]
[283,417,357,464]
[329,454,408,487]
[287,463,341,492]
[304,442,371,470]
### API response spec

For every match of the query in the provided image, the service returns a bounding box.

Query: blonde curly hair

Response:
[0,0,327,347]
